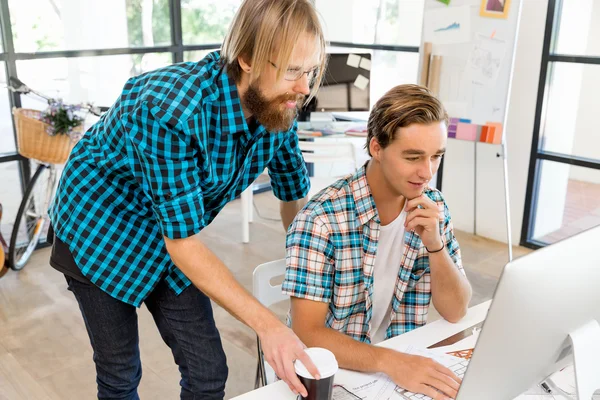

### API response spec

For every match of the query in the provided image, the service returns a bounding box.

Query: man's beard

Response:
[242,83,304,132]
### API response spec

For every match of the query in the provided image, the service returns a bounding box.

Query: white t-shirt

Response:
[371,209,407,344]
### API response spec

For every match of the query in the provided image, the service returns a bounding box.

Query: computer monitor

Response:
[458,225,600,400]
[298,52,371,121]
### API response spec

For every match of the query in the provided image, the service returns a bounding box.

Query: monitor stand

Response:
[568,319,600,399]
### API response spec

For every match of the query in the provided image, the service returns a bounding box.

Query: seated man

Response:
[283,84,472,400]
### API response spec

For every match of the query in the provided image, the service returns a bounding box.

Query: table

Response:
[231,301,492,400]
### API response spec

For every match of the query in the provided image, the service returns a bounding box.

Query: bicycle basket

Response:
[12,107,83,164]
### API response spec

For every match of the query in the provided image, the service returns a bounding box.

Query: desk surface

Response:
[231,301,491,400]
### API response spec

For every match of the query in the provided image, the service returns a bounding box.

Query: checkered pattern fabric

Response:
[50,51,310,307]
[283,165,463,343]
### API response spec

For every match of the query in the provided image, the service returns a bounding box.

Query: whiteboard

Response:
[419,0,522,133]
[417,0,522,250]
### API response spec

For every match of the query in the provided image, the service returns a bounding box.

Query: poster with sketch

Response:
[423,5,471,45]
[467,34,507,87]
[438,56,472,104]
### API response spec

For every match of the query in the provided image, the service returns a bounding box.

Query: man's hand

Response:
[405,194,444,251]
[381,350,461,400]
[258,322,320,397]
[163,235,319,397]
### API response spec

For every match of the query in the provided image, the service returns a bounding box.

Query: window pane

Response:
[0,62,16,154]
[15,53,172,110]
[316,0,423,46]
[184,50,212,63]
[552,0,600,57]
[540,62,600,161]
[8,0,171,52]
[181,0,241,45]
[0,162,23,241]
[532,161,600,244]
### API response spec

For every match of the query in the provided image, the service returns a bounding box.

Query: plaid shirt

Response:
[50,51,309,307]
[283,165,463,343]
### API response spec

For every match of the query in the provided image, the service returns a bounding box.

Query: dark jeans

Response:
[65,276,228,400]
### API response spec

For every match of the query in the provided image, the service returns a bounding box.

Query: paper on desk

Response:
[333,370,396,400]
[334,345,464,400]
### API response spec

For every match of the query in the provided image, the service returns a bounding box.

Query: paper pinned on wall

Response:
[423,5,471,45]
[467,33,507,87]
[346,54,361,68]
[359,57,372,71]
[354,74,370,90]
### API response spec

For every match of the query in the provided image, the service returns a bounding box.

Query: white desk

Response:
[231,301,491,400]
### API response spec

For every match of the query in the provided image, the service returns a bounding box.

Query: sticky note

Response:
[359,58,371,71]
[347,54,361,68]
[456,122,478,141]
[485,122,503,144]
[354,74,370,90]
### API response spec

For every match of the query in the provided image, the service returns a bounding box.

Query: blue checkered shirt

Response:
[50,51,310,307]
[283,165,464,343]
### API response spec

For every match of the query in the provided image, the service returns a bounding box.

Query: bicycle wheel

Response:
[9,163,57,271]
[0,204,8,278]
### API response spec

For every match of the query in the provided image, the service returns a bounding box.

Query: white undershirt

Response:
[371,209,407,344]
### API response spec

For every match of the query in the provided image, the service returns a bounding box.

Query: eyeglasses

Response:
[269,60,319,84]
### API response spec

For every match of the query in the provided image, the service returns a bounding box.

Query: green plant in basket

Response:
[41,100,84,136]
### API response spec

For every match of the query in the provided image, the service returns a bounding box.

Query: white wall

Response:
[504,0,549,243]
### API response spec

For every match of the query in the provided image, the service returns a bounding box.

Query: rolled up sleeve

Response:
[268,124,310,202]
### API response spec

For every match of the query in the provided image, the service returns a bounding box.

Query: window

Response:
[8,0,171,52]
[16,53,173,109]
[540,62,600,159]
[0,63,16,154]
[553,0,600,57]
[181,0,241,45]
[522,0,600,248]
[531,161,600,245]
[315,0,424,46]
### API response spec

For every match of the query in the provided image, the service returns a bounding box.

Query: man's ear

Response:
[237,55,252,73]
[369,138,382,160]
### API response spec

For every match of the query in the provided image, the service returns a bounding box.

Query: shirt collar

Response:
[214,58,251,137]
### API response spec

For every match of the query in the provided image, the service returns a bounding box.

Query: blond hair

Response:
[366,84,448,156]
[221,0,327,102]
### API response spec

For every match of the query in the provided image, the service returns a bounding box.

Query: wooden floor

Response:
[0,191,532,400]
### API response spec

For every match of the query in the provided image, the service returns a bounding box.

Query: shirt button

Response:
[165,192,172,199]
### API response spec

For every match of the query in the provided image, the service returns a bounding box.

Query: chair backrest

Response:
[252,259,289,308]
[298,140,357,167]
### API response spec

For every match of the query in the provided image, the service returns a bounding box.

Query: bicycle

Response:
[5,77,107,271]
[0,203,9,278]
